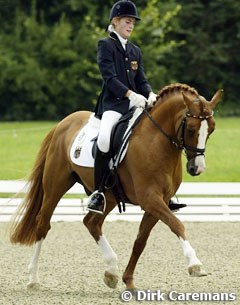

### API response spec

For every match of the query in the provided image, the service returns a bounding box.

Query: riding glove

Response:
[128,92,147,109]
[147,92,158,106]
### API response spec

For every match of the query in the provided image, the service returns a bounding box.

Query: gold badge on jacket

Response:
[131,61,138,70]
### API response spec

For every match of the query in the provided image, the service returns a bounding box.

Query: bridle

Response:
[143,109,214,160]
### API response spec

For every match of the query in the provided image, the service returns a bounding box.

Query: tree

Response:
[166,0,240,115]
[0,2,105,120]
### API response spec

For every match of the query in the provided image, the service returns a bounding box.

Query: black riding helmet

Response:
[109,0,141,21]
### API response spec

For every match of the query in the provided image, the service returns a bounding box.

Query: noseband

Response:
[144,109,214,160]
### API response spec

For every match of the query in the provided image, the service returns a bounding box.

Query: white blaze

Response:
[195,120,208,174]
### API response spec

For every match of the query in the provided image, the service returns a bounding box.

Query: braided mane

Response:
[157,83,199,100]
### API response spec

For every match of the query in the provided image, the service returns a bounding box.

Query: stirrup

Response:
[86,191,106,215]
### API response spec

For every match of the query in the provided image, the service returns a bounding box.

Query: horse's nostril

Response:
[187,161,197,176]
[189,167,195,175]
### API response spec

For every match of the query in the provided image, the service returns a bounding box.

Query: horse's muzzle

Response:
[186,159,205,176]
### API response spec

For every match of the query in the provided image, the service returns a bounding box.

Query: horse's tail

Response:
[10,126,57,246]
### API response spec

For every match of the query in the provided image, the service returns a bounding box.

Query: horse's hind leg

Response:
[35,159,76,241]
[28,166,76,289]
[83,197,119,289]
[27,238,44,290]
[27,180,75,289]
[122,212,158,289]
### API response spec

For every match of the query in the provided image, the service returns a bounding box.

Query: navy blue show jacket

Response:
[94,32,152,118]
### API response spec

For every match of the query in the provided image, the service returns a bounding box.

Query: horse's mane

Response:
[157,83,199,101]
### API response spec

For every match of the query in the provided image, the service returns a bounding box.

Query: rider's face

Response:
[114,17,135,39]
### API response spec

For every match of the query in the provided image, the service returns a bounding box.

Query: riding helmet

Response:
[109,0,141,21]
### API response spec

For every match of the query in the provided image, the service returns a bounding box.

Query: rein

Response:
[143,108,214,159]
[143,109,184,150]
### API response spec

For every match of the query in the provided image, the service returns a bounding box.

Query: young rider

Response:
[87,0,157,214]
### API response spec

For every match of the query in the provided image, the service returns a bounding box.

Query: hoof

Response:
[188,265,207,277]
[104,271,118,289]
[123,275,136,290]
[27,282,41,291]
[123,280,136,290]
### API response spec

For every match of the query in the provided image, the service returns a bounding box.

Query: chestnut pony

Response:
[10,84,222,290]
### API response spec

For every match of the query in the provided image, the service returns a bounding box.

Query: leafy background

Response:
[0,0,240,120]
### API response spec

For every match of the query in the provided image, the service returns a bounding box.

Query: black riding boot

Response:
[169,199,187,212]
[87,147,109,214]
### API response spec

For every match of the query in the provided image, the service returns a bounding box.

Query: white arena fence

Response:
[0,180,240,222]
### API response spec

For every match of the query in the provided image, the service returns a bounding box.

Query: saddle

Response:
[92,108,143,159]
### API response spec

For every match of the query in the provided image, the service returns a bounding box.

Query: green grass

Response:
[0,118,239,181]
[0,121,56,180]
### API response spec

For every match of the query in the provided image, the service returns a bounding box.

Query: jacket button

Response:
[125,57,128,61]
[126,69,130,73]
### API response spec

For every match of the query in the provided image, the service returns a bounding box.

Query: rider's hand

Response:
[147,92,158,106]
[128,92,147,109]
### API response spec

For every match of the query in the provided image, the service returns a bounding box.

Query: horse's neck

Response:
[130,96,184,182]
[151,96,185,135]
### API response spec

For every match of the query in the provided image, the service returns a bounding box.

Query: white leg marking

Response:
[179,237,202,267]
[195,120,208,173]
[97,235,119,276]
[27,238,43,288]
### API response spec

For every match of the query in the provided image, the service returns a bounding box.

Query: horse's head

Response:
[181,89,223,176]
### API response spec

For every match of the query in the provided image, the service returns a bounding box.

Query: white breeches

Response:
[97,111,122,153]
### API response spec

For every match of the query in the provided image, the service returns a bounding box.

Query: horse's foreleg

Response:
[149,202,207,277]
[27,238,44,290]
[83,199,119,289]
[179,237,207,276]
[122,212,158,290]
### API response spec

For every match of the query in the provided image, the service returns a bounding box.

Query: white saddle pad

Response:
[70,114,100,167]
[70,108,143,168]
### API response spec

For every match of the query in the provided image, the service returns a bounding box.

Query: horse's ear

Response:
[181,91,192,110]
[210,89,223,109]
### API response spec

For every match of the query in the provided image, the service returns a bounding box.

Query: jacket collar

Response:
[113,31,128,48]
[109,32,129,55]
